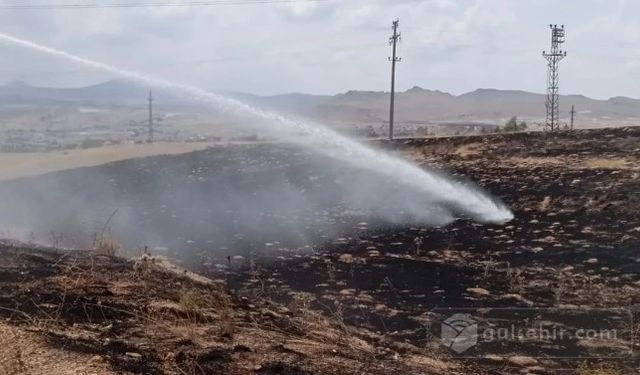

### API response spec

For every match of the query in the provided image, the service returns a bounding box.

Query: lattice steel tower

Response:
[542,24,567,131]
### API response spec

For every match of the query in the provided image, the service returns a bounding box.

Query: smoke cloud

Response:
[0,32,512,259]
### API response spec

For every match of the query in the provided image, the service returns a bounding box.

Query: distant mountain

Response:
[1,80,640,127]
[224,85,640,126]
[0,79,194,107]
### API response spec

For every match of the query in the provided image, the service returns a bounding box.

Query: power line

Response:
[0,0,332,9]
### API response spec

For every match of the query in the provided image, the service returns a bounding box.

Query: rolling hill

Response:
[1,79,639,128]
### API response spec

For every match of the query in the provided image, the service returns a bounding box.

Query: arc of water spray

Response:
[0,32,512,223]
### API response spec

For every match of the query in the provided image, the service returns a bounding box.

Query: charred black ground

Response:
[0,127,638,374]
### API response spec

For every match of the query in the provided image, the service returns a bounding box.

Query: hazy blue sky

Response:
[0,0,638,98]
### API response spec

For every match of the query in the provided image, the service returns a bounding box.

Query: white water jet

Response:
[0,32,512,223]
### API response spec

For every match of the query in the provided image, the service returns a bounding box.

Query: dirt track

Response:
[0,142,212,181]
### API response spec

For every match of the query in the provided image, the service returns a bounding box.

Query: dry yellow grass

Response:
[582,157,633,170]
[507,156,566,167]
[508,156,637,170]
[0,323,116,375]
[0,142,212,181]
[94,234,121,257]
[454,142,483,157]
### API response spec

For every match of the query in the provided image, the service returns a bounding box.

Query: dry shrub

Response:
[177,287,234,338]
[289,292,314,315]
[179,289,201,315]
[211,288,234,338]
[133,254,157,275]
[94,234,120,257]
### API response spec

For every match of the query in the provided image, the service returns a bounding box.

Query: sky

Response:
[0,0,638,99]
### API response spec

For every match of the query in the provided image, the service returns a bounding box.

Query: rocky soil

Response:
[218,127,640,374]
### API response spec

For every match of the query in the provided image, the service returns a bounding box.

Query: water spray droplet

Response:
[0,32,513,224]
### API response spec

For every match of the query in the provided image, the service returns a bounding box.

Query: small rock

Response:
[536,235,556,243]
[507,355,539,367]
[466,287,490,297]
[497,293,534,306]
[483,354,504,363]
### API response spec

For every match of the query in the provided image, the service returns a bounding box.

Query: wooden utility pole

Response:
[570,104,575,130]
[388,19,401,140]
[148,90,154,143]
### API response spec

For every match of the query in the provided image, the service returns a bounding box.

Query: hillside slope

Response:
[2,80,640,128]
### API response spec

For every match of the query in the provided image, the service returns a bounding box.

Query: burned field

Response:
[0,127,638,374]
[221,127,640,372]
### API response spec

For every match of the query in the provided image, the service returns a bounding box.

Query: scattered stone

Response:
[526,366,549,374]
[466,287,490,297]
[581,226,594,234]
[507,356,539,367]
[538,196,552,211]
[536,235,556,243]
[496,293,534,306]
[483,354,504,363]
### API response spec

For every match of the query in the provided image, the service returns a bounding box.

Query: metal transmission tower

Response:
[542,24,567,131]
[388,19,401,140]
[148,90,154,143]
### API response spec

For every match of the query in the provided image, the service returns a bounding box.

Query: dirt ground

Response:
[0,245,466,375]
[0,127,639,374]
[0,142,213,181]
